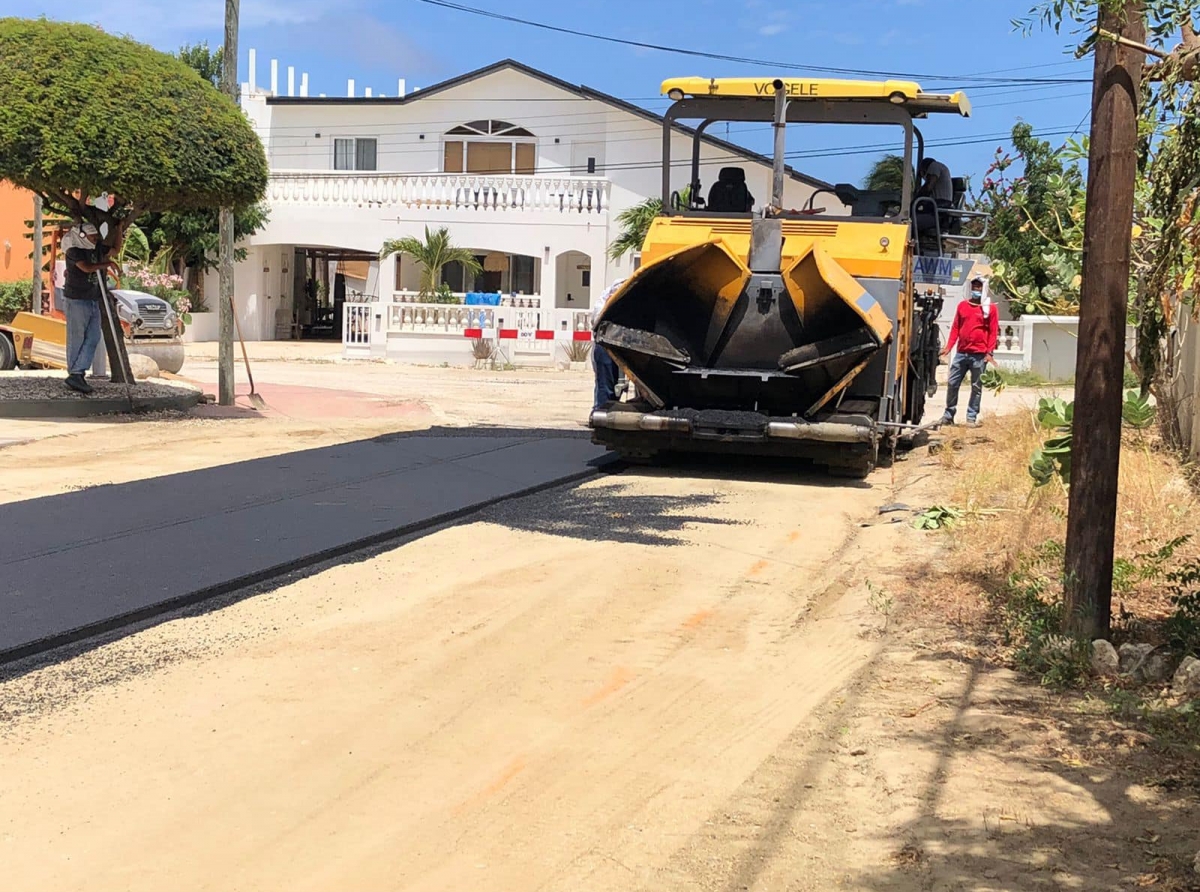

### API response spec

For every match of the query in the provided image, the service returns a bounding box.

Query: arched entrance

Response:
[554,251,591,310]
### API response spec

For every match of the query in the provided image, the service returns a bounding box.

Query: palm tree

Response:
[380,226,481,297]
[862,154,907,192]
[117,223,151,264]
[608,186,692,261]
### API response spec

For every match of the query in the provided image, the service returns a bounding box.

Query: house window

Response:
[393,256,403,291]
[587,157,596,175]
[442,120,536,175]
[334,137,377,171]
[442,260,468,293]
[581,270,591,288]
[467,142,513,174]
[512,255,535,294]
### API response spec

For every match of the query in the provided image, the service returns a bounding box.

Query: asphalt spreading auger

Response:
[590,77,988,477]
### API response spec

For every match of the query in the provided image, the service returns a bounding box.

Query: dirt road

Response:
[0,461,922,891]
[5,355,1132,890]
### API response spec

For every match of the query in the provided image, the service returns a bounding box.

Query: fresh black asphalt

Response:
[0,429,610,664]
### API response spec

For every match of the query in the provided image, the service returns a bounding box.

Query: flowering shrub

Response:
[122,261,187,298]
[120,261,192,332]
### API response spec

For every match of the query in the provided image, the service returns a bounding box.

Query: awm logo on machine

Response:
[912,256,973,286]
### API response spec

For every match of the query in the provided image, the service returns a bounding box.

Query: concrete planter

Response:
[183,312,219,343]
[128,341,185,374]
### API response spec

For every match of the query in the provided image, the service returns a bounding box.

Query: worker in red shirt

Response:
[939,277,999,426]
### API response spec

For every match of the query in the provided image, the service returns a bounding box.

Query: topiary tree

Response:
[0,18,267,245]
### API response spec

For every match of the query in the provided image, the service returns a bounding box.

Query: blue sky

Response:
[5,0,1095,187]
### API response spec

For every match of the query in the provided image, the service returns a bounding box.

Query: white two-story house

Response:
[207,58,845,361]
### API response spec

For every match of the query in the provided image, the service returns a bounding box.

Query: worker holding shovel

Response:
[60,223,117,394]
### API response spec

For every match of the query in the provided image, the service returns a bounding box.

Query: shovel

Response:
[229,292,266,410]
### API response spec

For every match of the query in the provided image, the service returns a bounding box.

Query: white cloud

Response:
[759,23,788,36]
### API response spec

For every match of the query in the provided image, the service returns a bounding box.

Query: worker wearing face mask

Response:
[939,277,999,427]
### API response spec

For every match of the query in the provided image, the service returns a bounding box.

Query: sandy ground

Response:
[0,456,922,891]
[3,349,1147,892]
[3,448,1179,891]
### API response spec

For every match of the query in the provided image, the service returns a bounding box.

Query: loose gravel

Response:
[0,371,199,402]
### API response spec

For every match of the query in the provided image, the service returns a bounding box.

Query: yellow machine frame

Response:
[589,76,972,475]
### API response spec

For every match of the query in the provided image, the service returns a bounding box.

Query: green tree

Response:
[116,223,151,264]
[145,203,269,309]
[609,198,661,261]
[978,124,1087,315]
[862,154,906,192]
[380,227,481,297]
[176,41,223,87]
[1018,1,1200,397]
[0,19,267,243]
[1015,0,1200,639]
[124,42,268,309]
[608,186,693,261]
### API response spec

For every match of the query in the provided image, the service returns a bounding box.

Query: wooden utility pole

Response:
[218,0,239,406]
[30,194,43,313]
[1063,1,1146,639]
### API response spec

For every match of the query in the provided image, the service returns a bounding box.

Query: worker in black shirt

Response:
[61,223,117,394]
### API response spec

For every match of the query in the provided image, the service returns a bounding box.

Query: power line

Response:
[263,123,1045,163]
[963,59,1090,76]
[266,126,1081,174]
[259,76,1093,137]
[416,0,1090,86]
[979,92,1092,109]
[1070,107,1092,137]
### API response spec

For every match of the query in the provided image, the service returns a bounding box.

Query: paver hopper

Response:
[591,77,981,476]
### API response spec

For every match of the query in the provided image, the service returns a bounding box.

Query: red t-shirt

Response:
[946,299,999,355]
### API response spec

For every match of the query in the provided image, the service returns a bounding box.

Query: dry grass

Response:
[562,340,593,363]
[938,409,1200,626]
[889,408,1200,892]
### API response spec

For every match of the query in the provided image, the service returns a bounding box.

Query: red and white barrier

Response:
[463,328,591,341]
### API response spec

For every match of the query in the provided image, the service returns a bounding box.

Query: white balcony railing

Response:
[268,171,610,215]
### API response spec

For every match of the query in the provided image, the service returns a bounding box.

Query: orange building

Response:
[0,181,48,283]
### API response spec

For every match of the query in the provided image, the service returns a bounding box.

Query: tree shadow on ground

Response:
[843,662,1200,892]
[662,650,1199,892]
[478,477,739,547]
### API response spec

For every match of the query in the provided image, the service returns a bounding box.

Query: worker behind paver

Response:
[939,277,999,427]
[591,277,625,410]
[61,223,116,394]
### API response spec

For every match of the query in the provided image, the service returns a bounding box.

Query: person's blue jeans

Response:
[593,343,619,410]
[66,298,103,376]
[944,352,987,422]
